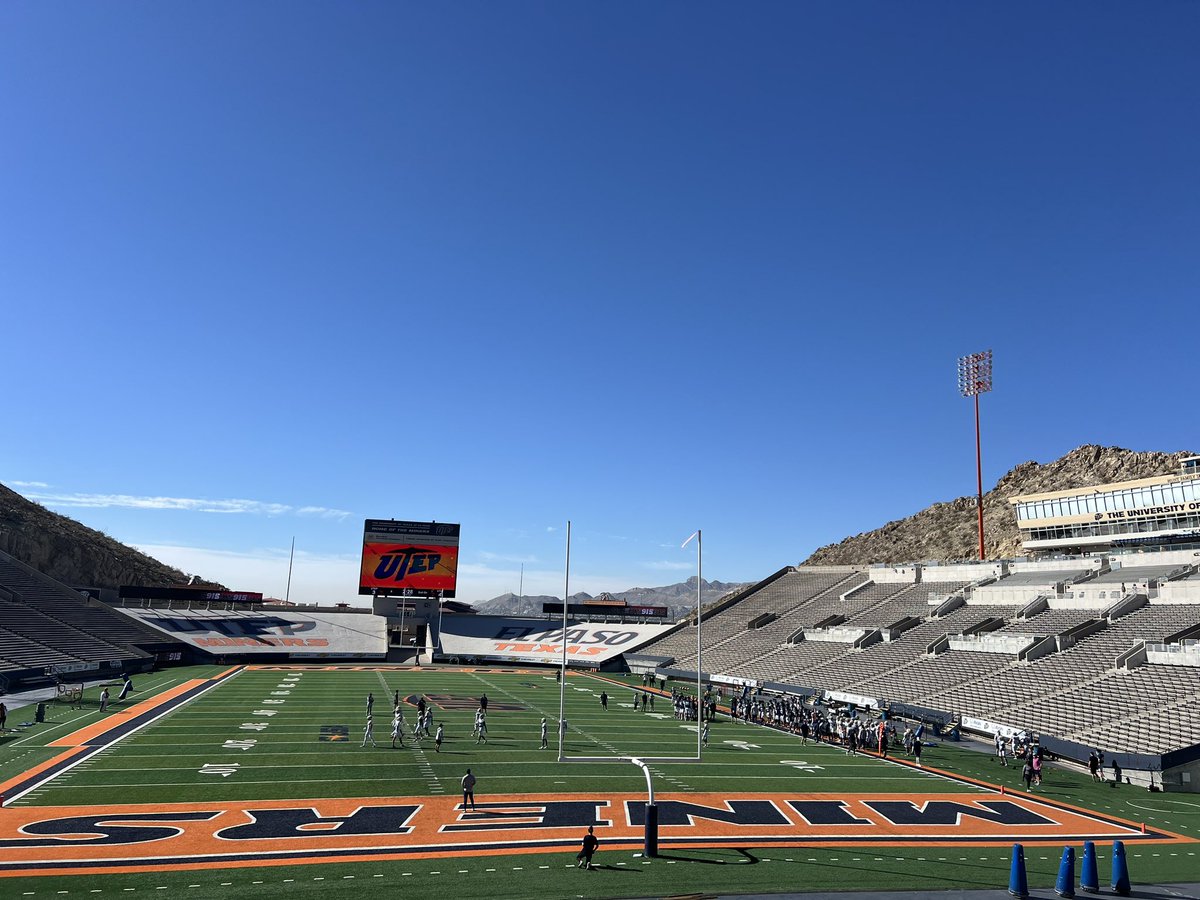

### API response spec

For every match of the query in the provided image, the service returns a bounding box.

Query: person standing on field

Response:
[391,712,404,749]
[461,768,477,810]
[576,825,599,869]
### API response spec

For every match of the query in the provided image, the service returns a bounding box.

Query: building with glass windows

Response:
[1011,456,1200,552]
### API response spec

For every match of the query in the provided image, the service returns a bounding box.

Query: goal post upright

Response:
[556,521,571,758]
[557,526,706,857]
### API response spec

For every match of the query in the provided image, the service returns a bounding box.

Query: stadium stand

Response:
[776,618,955,688]
[640,555,1200,766]
[0,610,83,670]
[663,568,862,669]
[994,606,1100,634]
[859,649,1015,700]
[0,551,165,648]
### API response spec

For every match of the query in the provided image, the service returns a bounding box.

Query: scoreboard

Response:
[359,519,459,598]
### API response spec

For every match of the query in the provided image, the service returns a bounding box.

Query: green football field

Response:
[0,664,1197,899]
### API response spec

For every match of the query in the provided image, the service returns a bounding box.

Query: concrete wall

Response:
[1049,594,1123,610]
[804,626,869,644]
[866,566,919,584]
[921,562,1007,582]
[1157,580,1200,603]
[1163,758,1200,792]
[1109,549,1200,569]
[970,585,1049,606]
[948,634,1035,655]
[1147,642,1200,667]
[1009,558,1105,574]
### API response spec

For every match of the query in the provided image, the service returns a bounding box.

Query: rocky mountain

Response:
[0,482,223,589]
[476,576,750,621]
[804,445,1193,566]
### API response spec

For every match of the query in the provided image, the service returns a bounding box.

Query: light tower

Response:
[957,350,993,560]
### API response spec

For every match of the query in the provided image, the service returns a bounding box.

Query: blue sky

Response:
[3,2,1198,605]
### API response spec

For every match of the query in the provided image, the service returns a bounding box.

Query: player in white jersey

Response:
[361,715,377,748]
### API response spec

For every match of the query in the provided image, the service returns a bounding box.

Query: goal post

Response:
[554,524,706,856]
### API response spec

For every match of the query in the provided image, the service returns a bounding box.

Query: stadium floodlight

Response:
[957,350,993,561]
[557,524,705,858]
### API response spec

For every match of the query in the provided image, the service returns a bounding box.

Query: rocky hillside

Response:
[0,482,223,589]
[804,445,1193,566]
[477,576,749,621]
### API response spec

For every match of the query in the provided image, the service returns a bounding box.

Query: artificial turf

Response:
[0,664,1196,898]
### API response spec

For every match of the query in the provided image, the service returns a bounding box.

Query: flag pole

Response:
[558,521,570,759]
[284,537,295,604]
[682,529,703,758]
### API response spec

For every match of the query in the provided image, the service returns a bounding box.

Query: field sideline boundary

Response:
[574,670,1189,845]
[0,666,244,806]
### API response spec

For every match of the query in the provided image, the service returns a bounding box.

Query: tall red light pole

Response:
[957,350,993,560]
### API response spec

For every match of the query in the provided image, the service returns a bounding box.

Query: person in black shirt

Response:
[576,825,599,869]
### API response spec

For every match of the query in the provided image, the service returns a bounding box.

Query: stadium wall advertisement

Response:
[116,609,388,658]
[359,519,459,598]
[438,615,676,665]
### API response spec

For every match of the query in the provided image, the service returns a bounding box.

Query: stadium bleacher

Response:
[0,551,164,648]
[638,560,1200,760]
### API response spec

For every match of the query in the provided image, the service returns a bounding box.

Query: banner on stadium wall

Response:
[824,690,879,709]
[359,519,459,598]
[960,716,1026,740]
[710,673,758,688]
[116,609,388,658]
[438,615,676,664]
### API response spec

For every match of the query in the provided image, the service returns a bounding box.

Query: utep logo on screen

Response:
[360,543,458,592]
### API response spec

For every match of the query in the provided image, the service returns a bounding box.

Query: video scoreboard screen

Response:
[359,519,459,598]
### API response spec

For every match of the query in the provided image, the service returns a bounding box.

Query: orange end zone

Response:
[0,790,1191,878]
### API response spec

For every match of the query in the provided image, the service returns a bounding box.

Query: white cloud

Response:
[134,543,365,607]
[6,480,50,488]
[24,491,351,519]
[644,560,694,571]
[131,543,668,609]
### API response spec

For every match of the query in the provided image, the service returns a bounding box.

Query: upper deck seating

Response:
[0,551,161,649]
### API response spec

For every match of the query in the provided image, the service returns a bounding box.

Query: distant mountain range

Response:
[475,576,751,621]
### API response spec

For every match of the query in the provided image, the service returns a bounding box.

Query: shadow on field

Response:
[654,849,759,866]
[787,849,1012,890]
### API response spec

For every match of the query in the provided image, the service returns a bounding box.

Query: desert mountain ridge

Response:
[1,444,1190,600]
[803,444,1194,566]
[0,482,224,590]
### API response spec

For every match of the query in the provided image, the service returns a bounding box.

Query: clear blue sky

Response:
[3,2,1197,605]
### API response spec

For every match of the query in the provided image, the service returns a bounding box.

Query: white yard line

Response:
[4,667,245,805]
